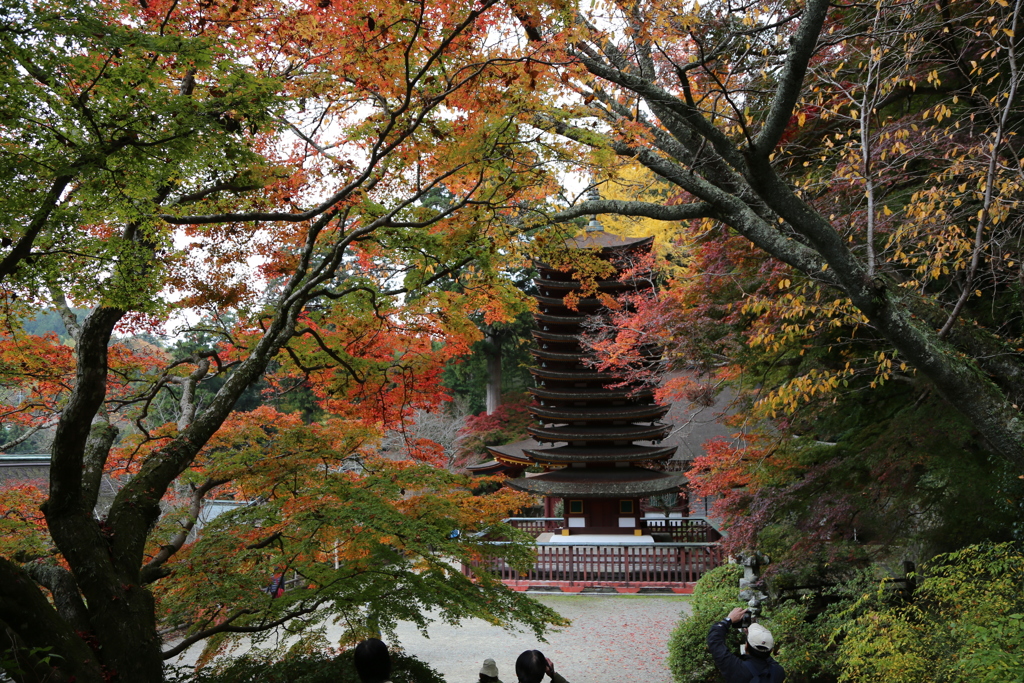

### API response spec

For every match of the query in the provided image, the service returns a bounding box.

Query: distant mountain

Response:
[23,309,88,338]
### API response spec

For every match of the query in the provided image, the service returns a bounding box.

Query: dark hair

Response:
[515,650,547,683]
[480,676,499,683]
[746,643,771,659]
[354,638,391,683]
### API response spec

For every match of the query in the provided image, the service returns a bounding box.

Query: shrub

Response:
[836,542,1024,683]
[666,562,744,683]
[168,649,446,683]
[666,561,856,683]
[763,585,863,683]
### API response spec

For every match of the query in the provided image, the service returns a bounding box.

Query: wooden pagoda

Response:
[489,219,686,537]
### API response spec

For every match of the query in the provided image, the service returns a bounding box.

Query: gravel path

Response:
[384,594,690,683]
[172,594,691,683]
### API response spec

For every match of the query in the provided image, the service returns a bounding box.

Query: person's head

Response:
[354,638,391,683]
[746,623,774,659]
[515,650,547,683]
[479,657,500,683]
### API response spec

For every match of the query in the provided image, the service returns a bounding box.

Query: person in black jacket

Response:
[515,650,569,683]
[354,638,393,683]
[706,607,785,683]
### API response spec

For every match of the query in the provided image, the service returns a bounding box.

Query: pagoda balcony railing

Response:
[505,516,723,543]
[466,541,724,586]
[641,516,724,543]
[505,517,563,535]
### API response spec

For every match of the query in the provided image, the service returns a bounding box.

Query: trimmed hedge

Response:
[666,563,745,683]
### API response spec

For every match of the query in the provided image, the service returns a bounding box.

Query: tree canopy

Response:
[4,0,1024,678]
[0,0,566,679]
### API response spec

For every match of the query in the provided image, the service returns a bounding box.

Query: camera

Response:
[739,609,754,628]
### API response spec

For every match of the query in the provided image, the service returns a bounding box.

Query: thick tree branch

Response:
[551,199,714,222]
[23,563,90,634]
[0,557,103,683]
[0,423,50,452]
[571,49,749,174]
[0,176,72,284]
[47,287,82,341]
[45,307,124,518]
[538,115,840,285]
[81,415,118,514]
[176,358,211,431]
[751,0,831,157]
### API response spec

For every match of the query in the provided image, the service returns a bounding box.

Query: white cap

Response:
[747,623,774,652]
[480,658,499,677]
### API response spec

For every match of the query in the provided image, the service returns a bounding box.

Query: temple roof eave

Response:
[529,387,655,402]
[530,404,670,422]
[527,423,672,442]
[506,468,687,499]
[523,444,677,464]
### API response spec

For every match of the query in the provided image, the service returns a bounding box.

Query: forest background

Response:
[2,0,1024,680]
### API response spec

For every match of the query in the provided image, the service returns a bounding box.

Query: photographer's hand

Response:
[727,607,747,625]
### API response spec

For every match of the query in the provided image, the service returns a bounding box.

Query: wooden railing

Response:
[471,542,724,585]
[505,516,723,543]
[505,517,562,536]
[641,516,723,543]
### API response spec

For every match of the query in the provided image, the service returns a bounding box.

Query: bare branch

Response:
[140,477,228,585]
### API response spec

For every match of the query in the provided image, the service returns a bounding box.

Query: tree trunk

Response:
[485,331,502,415]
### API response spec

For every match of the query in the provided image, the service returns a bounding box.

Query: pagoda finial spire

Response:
[586,183,604,233]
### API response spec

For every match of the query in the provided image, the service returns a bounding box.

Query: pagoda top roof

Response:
[564,230,654,252]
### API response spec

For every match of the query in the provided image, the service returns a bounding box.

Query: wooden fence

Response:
[469,542,724,586]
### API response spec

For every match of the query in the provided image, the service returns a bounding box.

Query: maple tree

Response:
[0,0,570,680]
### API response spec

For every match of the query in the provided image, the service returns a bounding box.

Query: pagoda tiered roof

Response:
[508,465,686,499]
[498,227,680,504]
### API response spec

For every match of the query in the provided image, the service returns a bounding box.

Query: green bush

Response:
[669,544,1024,683]
[666,562,855,683]
[168,649,446,683]
[666,563,744,683]
[836,543,1024,683]
[762,586,863,683]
